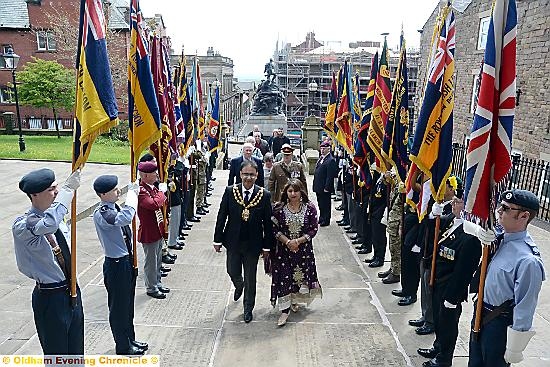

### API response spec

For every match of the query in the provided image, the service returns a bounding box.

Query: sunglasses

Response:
[498,203,525,212]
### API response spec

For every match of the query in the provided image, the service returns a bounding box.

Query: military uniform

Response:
[12,168,84,355]
[92,175,147,355]
[267,160,307,203]
[194,147,208,210]
[386,176,403,278]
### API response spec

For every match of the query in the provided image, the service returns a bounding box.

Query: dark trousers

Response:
[432,283,462,364]
[180,189,190,230]
[186,185,196,219]
[401,249,421,296]
[226,245,259,312]
[372,216,387,260]
[341,191,350,222]
[468,303,512,367]
[104,255,136,353]
[32,285,84,355]
[316,191,332,224]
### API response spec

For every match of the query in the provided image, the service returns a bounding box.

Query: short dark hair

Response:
[240,160,258,172]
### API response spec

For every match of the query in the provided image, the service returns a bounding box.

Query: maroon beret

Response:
[137,161,158,173]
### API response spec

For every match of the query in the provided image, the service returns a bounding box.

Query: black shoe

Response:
[204,202,211,207]
[160,266,171,272]
[176,238,186,245]
[364,257,376,263]
[338,221,350,226]
[378,268,391,278]
[162,255,175,264]
[345,229,356,234]
[368,258,384,268]
[398,295,418,306]
[335,205,344,211]
[116,345,145,355]
[131,340,148,351]
[196,209,207,216]
[206,192,212,197]
[188,217,201,222]
[234,285,244,301]
[408,318,425,327]
[349,235,361,241]
[417,347,438,359]
[422,358,451,367]
[182,224,192,230]
[168,244,184,250]
[351,239,363,245]
[416,325,435,335]
[178,235,188,241]
[146,291,166,299]
[391,289,405,297]
[334,197,342,202]
[344,226,352,231]
[357,248,372,255]
[243,311,253,323]
[158,286,170,293]
[161,271,168,277]
[382,273,400,284]
[211,177,216,181]
[167,252,177,260]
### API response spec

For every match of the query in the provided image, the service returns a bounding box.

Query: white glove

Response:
[504,327,535,364]
[125,180,139,210]
[183,158,190,168]
[380,208,388,226]
[205,151,211,160]
[53,186,74,209]
[63,170,81,191]
[443,300,457,309]
[478,228,496,244]
[431,202,444,217]
[158,182,168,193]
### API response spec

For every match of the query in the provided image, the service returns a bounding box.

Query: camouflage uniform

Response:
[387,180,403,275]
[194,149,207,209]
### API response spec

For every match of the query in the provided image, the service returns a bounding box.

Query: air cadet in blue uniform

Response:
[92,175,148,355]
[12,168,84,355]
[468,189,545,367]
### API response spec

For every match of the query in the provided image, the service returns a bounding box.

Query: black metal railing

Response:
[452,142,550,222]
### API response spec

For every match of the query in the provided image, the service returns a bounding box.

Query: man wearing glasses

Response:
[468,189,545,367]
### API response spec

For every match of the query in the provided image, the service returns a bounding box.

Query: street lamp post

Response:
[308,80,318,118]
[1,47,25,152]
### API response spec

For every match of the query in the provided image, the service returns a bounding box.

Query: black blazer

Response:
[214,184,274,253]
[228,156,265,187]
[313,154,338,193]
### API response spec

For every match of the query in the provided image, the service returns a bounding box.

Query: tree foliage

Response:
[16,58,75,112]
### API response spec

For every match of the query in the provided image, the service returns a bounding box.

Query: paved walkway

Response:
[0,157,548,366]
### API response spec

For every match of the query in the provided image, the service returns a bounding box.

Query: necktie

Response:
[244,190,250,204]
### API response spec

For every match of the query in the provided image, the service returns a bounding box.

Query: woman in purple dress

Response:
[271,179,322,326]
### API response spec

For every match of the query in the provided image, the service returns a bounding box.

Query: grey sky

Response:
[140,0,443,81]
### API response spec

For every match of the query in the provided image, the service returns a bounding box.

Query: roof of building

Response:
[0,0,30,29]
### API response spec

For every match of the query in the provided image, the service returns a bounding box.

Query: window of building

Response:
[0,44,14,69]
[36,30,56,51]
[477,17,490,50]
[0,86,14,103]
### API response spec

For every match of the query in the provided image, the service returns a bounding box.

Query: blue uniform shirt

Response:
[12,204,70,284]
[484,230,545,331]
[93,202,135,259]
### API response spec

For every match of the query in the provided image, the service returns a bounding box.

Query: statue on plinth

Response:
[252,60,285,116]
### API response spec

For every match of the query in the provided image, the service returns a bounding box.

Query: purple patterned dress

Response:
[270,201,322,310]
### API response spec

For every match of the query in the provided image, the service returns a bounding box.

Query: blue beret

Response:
[93,175,118,194]
[19,168,55,194]
[139,153,155,163]
[500,189,539,211]
[137,161,157,173]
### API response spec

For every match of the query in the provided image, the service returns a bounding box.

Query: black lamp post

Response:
[308,80,318,118]
[1,47,25,152]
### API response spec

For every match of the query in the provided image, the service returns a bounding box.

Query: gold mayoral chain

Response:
[233,185,264,221]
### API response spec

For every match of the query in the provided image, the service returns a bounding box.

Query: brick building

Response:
[417,0,550,161]
[0,0,129,131]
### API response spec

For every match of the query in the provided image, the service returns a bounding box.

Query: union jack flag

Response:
[82,0,106,45]
[130,0,148,59]
[464,0,517,223]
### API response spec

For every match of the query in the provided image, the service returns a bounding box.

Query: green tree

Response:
[16,58,75,138]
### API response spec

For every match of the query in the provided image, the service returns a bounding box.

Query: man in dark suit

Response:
[214,160,274,323]
[228,143,265,187]
[313,141,338,226]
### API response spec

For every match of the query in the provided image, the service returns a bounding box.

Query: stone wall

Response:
[418,0,550,160]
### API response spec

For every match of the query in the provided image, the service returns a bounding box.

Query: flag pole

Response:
[131,146,138,272]
[429,210,441,287]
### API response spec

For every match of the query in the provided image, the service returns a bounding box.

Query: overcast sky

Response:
[139,0,444,81]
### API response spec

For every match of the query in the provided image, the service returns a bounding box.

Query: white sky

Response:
[140,0,444,81]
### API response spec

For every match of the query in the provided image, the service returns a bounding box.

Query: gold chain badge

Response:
[233,185,264,221]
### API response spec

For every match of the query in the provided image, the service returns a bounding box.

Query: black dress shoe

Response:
[422,358,451,367]
[344,226,352,231]
[417,347,438,359]
[243,311,253,323]
[146,291,166,299]
[355,245,364,250]
[116,345,145,355]
[161,272,168,277]
[160,266,171,272]
[234,285,244,301]
[176,238,186,245]
[391,289,405,297]
[158,286,170,293]
[206,192,212,197]
[416,325,435,335]
[364,257,376,263]
[398,295,418,306]
[182,224,193,229]
[188,217,200,222]
[178,234,188,241]
[408,318,425,327]
[131,340,148,351]
[335,205,344,211]
[351,239,363,245]
[196,209,207,216]
[168,244,184,250]
[162,255,175,264]
[357,248,372,255]
[368,258,384,268]
[167,252,177,260]
[211,177,216,181]
[382,273,400,284]
[345,229,356,234]
[378,268,392,278]
[349,235,360,241]
[338,221,350,226]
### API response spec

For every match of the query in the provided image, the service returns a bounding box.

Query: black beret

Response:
[19,168,56,194]
[93,175,118,194]
[137,161,157,173]
[139,153,155,163]
[500,189,539,211]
